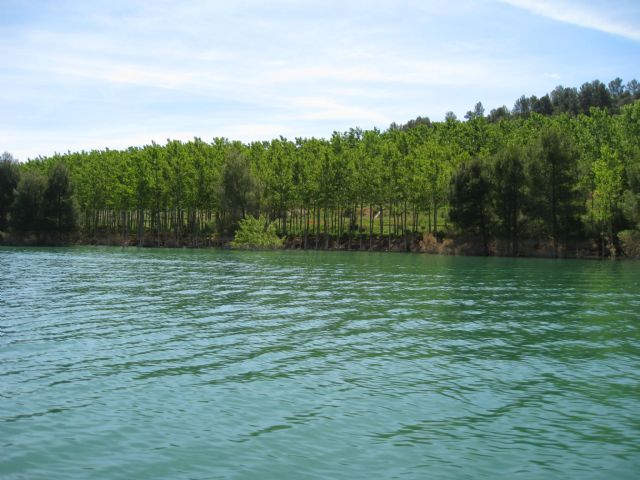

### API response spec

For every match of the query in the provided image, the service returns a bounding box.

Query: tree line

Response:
[1,77,639,256]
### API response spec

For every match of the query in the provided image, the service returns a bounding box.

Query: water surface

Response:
[1,247,639,479]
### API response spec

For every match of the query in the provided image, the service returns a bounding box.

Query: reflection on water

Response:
[1,247,639,479]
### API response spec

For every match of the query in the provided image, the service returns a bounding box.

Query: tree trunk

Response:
[304,206,309,250]
[359,202,364,250]
[137,209,144,246]
[324,205,329,249]
[379,206,383,248]
[315,205,320,250]
[403,201,408,251]
[387,202,392,251]
[369,204,373,250]
[433,202,438,236]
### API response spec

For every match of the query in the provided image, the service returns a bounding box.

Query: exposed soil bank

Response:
[2,230,634,259]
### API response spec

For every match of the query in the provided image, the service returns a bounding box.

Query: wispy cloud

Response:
[499,0,640,42]
[288,96,391,124]
[1,0,638,160]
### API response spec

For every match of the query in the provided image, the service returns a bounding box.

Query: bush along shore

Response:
[1,78,640,258]
[1,228,638,259]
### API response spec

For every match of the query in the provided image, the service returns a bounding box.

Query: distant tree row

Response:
[391,77,640,129]
[1,78,639,256]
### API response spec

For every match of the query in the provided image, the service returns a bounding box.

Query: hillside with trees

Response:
[1,78,640,257]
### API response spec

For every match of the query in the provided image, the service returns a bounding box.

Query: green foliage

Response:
[8,162,77,237]
[620,190,640,230]
[4,77,639,256]
[592,146,623,226]
[230,215,284,250]
[218,147,259,231]
[10,170,47,233]
[618,230,640,258]
[527,125,583,253]
[490,144,525,255]
[0,152,20,230]
[449,158,491,253]
[578,80,612,114]
[43,162,77,234]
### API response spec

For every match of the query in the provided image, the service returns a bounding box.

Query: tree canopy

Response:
[2,77,639,256]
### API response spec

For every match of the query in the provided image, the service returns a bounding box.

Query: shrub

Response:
[618,230,640,258]
[230,215,284,250]
[419,233,439,254]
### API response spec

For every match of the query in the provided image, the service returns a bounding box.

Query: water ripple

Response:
[1,247,640,479]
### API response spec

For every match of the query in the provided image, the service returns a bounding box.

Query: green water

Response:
[1,247,639,479]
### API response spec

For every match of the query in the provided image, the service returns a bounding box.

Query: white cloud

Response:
[499,0,640,42]
[289,97,391,124]
[220,123,295,142]
[1,0,638,159]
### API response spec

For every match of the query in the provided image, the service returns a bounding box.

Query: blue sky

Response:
[1,0,639,160]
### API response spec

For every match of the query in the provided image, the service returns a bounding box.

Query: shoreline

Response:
[0,232,623,259]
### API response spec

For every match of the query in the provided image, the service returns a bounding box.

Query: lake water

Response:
[1,247,639,479]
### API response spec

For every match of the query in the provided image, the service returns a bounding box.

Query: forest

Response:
[1,78,640,258]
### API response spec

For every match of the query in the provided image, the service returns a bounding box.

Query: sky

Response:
[1,0,639,161]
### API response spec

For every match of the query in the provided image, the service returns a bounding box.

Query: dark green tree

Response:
[218,147,259,231]
[627,79,640,98]
[465,102,485,120]
[551,86,580,115]
[527,126,583,256]
[449,158,491,254]
[445,111,458,121]
[608,78,624,98]
[10,170,47,234]
[621,159,640,230]
[512,95,532,117]
[43,162,76,235]
[487,106,510,123]
[0,152,20,231]
[532,94,553,115]
[491,145,526,255]
[578,80,612,114]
